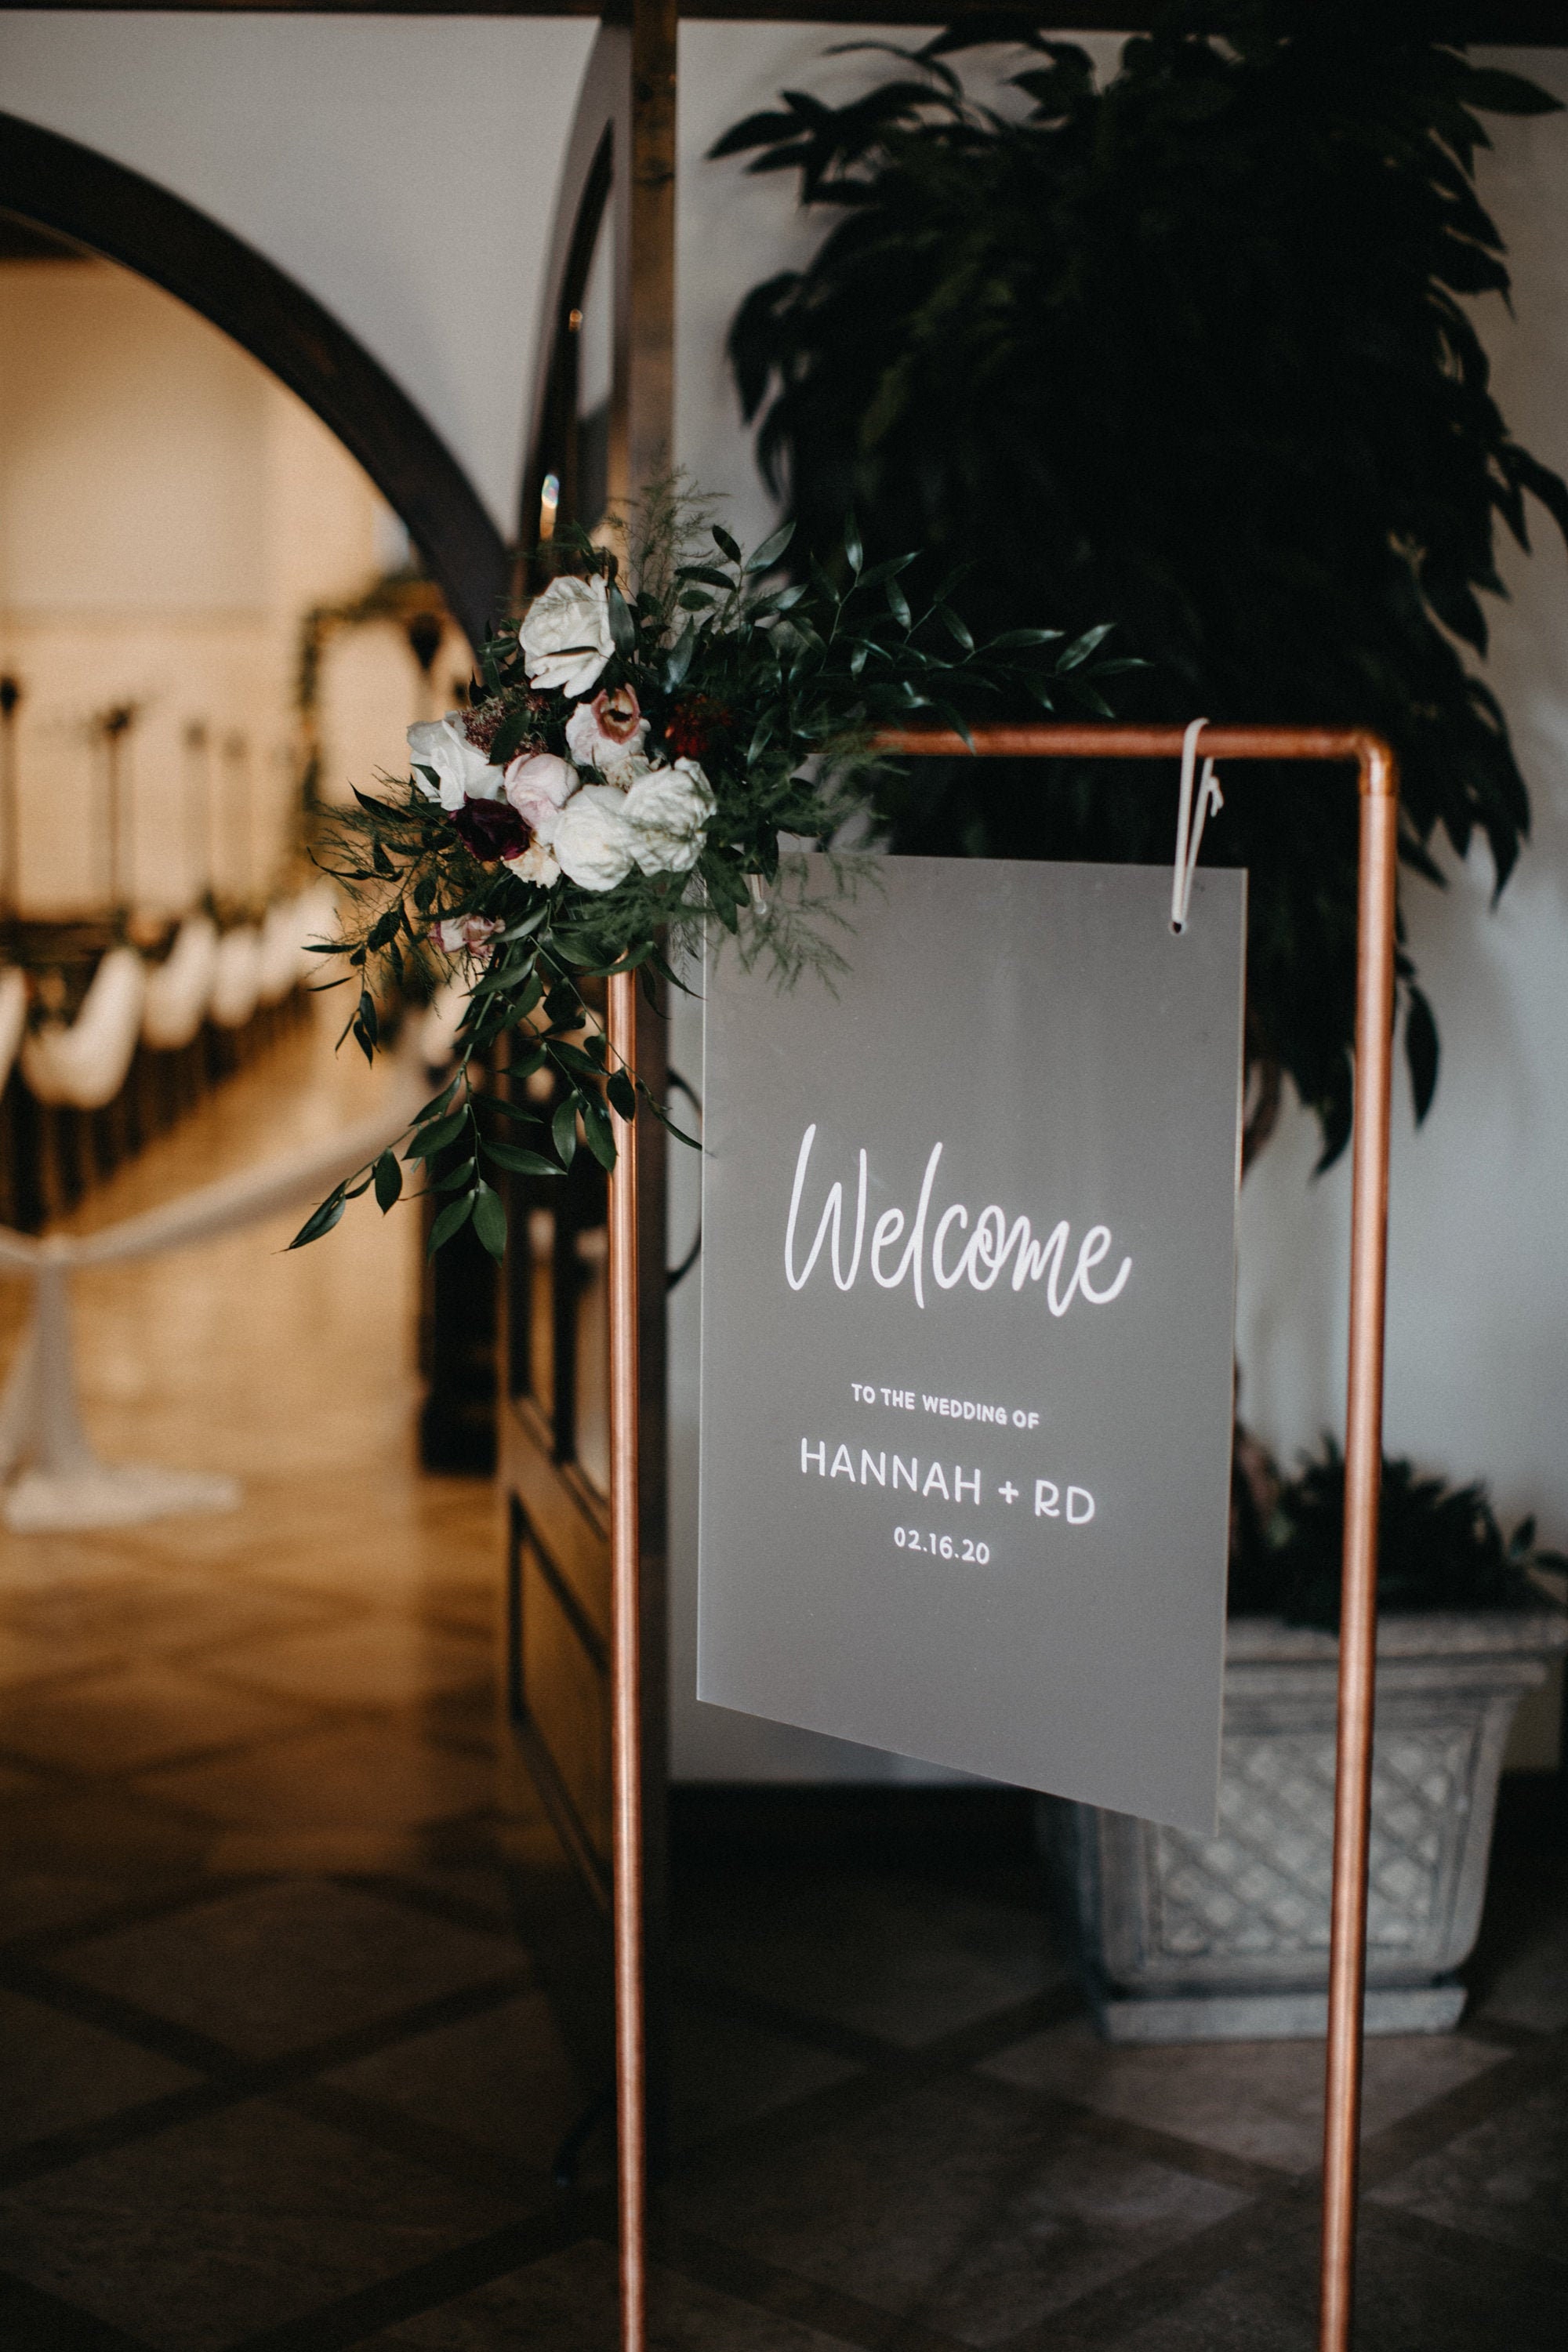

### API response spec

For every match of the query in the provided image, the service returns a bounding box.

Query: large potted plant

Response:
[718,2,1568,1167]
[717,7,1568,2034]
[1046,1450,1566,2039]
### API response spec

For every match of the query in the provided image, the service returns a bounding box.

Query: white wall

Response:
[0,11,597,532]
[1236,56,1568,1506]
[672,33,1568,1777]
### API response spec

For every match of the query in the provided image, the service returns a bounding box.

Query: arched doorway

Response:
[1,106,527,1465]
[0,109,508,649]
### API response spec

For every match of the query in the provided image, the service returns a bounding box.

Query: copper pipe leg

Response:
[608,967,646,2352]
[1318,753,1399,2350]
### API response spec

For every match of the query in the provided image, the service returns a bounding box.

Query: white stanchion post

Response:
[2,1244,240,1534]
[0,1058,426,1534]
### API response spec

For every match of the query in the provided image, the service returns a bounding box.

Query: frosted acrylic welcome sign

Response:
[697,856,1246,1834]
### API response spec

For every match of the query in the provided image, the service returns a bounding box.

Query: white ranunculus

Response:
[565,686,649,781]
[503,751,579,844]
[504,840,563,890]
[622,757,717,875]
[519,573,615,698]
[407,715,505,812]
[553,784,637,892]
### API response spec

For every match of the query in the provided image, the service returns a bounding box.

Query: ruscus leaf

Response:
[288,1191,346,1250]
[427,1194,474,1254]
[472,1183,508,1261]
[372,1152,402,1212]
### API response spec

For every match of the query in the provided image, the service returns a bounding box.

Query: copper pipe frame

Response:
[606,722,1398,2352]
[608,965,647,2352]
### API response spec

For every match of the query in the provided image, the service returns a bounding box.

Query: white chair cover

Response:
[21,947,147,1111]
[142,915,220,1051]
[0,970,27,1094]
[256,886,331,1004]
[256,898,302,1005]
[209,925,263,1029]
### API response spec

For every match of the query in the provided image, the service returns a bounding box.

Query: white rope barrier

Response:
[0,1054,425,1532]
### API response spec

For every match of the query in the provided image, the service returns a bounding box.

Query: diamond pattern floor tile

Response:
[195,1617,492,1710]
[322,1988,579,2167]
[1098,2199,1568,2352]
[673,1865,1061,2048]
[673,2073,1246,2348]
[669,2002,863,2152]
[982,2018,1506,2172]
[0,1985,199,2154]
[128,1721,495,1833]
[356,2238,863,2352]
[0,2094,520,2350]
[0,1662,314,1776]
[53,1877,525,2059]
[1371,2081,1568,2260]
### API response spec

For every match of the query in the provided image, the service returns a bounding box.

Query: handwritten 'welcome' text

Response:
[784,1128,1132,1316]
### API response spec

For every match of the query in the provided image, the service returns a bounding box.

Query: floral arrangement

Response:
[292,493,1126,1258]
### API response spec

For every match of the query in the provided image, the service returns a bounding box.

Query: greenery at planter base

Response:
[1229,1436,1568,1630]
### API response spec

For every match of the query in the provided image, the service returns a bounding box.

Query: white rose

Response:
[504,840,562,890]
[503,751,579,844]
[518,574,615,698]
[407,715,505,812]
[565,686,649,781]
[622,757,717,875]
[552,784,637,892]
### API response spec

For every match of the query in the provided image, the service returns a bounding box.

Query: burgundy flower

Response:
[664,694,731,760]
[449,794,532,862]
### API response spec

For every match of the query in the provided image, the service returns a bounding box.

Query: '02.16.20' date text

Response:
[895,1528,990,1563]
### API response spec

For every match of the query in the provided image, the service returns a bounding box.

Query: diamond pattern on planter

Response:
[1150,1725,1474,1969]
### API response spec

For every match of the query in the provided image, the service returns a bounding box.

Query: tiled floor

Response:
[0,1019,1565,2348]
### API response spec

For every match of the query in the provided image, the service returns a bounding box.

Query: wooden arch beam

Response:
[0,109,510,648]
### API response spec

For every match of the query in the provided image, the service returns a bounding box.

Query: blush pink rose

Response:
[503,751,578,844]
[434,913,502,956]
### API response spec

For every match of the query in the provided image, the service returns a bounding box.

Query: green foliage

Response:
[719,2,1568,1167]
[291,485,1123,1258]
[1229,1438,1567,1629]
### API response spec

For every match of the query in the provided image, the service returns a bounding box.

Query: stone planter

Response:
[1046,1609,1567,2042]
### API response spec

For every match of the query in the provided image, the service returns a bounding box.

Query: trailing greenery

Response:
[292,489,1123,1259]
[719,2,1568,1167]
[1229,1438,1566,1628]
